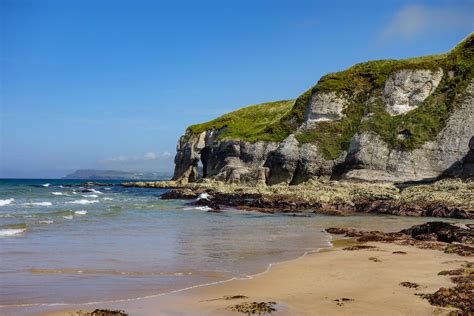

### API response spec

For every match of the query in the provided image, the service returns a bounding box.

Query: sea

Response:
[0,179,463,315]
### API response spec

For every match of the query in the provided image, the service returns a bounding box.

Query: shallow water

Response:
[0,179,466,314]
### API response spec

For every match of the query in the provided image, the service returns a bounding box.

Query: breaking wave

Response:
[0,198,14,206]
[66,199,99,205]
[0,228,26,237]
[23,202,52,206]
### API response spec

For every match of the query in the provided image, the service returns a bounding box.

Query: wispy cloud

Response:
[381,3,474,40]
[104,151,173,163]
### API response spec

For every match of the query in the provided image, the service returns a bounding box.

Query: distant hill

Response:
[62,169,172,180]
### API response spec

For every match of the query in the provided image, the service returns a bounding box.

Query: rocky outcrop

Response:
[173,130,278,184]
[303,91,347,128]
[383,68,443,116]
[173,78,473,184]
[172,35,474,185]
[344,79,474,182]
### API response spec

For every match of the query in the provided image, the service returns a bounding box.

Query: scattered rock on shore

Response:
[326,222,474,256]
[227,301,277,315]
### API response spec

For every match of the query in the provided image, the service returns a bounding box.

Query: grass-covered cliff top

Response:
[187,100,294,142]
[186,33,474,157]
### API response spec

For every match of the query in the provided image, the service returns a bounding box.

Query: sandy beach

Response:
[35,237,472,316]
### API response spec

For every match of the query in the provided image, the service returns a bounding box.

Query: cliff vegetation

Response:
[185,33,474,160]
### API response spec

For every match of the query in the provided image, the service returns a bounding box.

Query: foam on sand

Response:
[0,198,14,206]
[24,202,53,206]
[0,228,26,237]
[74,210,88,216]
[66,199,99,205]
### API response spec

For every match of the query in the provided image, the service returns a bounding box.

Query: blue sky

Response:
[1,0,473,178]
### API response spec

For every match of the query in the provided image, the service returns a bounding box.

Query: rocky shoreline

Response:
[326,222,474,314]
[121,179,474,219]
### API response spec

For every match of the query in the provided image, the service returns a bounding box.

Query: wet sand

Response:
[35,238,472,316]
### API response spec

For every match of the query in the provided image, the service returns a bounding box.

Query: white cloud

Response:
[144,152,158,160]
[104,151,173,163]
[161,151,172,158]
[381,3,473,40]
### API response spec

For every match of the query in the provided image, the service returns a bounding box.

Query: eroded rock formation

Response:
[172,35,474,185]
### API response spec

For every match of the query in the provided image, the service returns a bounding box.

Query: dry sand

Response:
[34,238,472,316]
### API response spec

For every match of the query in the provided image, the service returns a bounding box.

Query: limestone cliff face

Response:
[344,79,474,182]
[173,130,278,184]
[172,35,474,184]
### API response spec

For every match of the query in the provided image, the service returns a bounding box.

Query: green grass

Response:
[281,33,474,159]
[186,100,295,142]
[186,33,474,159]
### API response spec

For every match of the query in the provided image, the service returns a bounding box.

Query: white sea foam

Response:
[191,206,213,211]
[62,215,73,220]
[66,199,99,205]
[102,197,113,201]
[51,192,63,196]
[59,185,64,188]
[23,202,52,206]
[82,194,98,198]
[197,193,211,201]
[74,210,88,216]
[0,228,26,237]
[104,188,111,190]
[39,220,54,225]
[0,198,14,206]
[89,189,103,194]
[42,183,50,187]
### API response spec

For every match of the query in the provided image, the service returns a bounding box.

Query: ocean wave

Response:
[82,194,98,198]
[23,202,53,206]
[74,210,87,216]
[39,220,54,225]
[62,215,73,220]
[66,199,99,205]
[0,198,15,206]
[51,192,63,196]
[27,267,194,276]
[83,188,103,195]
[102,197,113,201]
[42,183,50,187]
[0,228,26,237]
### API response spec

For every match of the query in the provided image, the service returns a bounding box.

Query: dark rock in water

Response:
[193,198,221,211]
[81,189,95,193]
[160,189,198,200]
[400,222,474,244]
[325,227,353,235]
